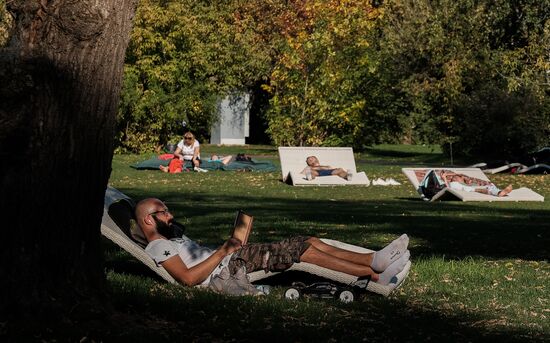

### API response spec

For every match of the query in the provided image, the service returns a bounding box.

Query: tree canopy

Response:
[87,0,550,157]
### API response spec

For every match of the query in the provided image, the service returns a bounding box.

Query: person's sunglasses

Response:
[149,209,171,217]
[184,136,193,140]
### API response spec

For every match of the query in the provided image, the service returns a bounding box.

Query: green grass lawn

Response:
[105,144,549,342]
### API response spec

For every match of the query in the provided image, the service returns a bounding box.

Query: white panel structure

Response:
[210,93,250,145]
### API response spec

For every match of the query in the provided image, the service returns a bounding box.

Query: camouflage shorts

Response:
[228,236,311,274]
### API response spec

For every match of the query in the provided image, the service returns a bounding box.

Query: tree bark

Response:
[0,0,137,325]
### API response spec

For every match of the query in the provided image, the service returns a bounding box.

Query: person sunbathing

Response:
[440,171,513,197]
[209,154,234,165]
[301,156,349,180]
[135,198,411,295]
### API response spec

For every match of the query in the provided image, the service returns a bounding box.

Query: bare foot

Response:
[498,184,513,197]
[159,165,169,173]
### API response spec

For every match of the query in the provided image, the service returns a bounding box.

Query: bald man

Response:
[135,198,410,292]
[301,156,349,180]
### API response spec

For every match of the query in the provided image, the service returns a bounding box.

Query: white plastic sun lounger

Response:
[278,147,370,186]
[516,163,550,175]
[102,186,409,296]
[402,167,544,202]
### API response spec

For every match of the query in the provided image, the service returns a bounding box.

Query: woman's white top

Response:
[177,139,200,160]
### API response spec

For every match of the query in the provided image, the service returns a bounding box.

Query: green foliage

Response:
[372,0,550,157]
[117,0,549,157]
[117,0,272,153]
[260,0,380,147]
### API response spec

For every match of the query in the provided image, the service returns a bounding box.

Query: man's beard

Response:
[153,216,175,239]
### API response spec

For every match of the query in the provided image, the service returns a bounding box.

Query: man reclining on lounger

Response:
[301,156,350,180]
[440,170,513,197]
[135,198,410,295]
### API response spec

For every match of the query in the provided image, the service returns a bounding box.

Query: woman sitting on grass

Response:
[160,132,207,173]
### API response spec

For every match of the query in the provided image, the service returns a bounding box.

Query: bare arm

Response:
[173,146,183,160]
[193,145,200,160]
[474,188,489,194]
[160,237,242,286]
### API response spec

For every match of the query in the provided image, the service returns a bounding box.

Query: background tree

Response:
[260,0,380,147]
[113,0,548,156]
[0,0,137,330]
[117,0,273,152]
[372,0,550,158]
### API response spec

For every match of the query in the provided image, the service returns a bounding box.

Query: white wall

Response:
[210,93,250,145]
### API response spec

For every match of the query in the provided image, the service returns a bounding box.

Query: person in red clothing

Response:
[160,132,204,173]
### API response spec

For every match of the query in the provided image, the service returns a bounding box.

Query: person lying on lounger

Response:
[440,170,513,197]
[135,198,410,295]
[301,156,349,180]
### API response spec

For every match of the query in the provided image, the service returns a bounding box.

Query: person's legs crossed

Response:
[306,234,409,272]
[301,245,410,285]
[300,244,380,280]
[306,237,374,267]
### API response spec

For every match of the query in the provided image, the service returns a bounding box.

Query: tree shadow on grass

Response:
[121,187,550,261]
[102,188,549,343]
[96,278,548,343]
[133,190,550,261]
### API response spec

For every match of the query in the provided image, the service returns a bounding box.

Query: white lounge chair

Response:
[483,162,526,174]
[516,164,550,175]
[278,147,370,186]
[102,186,410,296]
[402,167,544,202]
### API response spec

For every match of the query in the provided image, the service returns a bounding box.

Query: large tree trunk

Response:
[0,0,137,325]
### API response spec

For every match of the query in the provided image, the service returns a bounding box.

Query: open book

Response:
[232,210,253,245]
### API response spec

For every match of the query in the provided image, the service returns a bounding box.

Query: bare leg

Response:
[498,184,513,197]
[474,188,489,194]
[332,168,348,179]
[308,234,409,272]
[159,165,169,173]
[300,245,380,281]
[306,237,374,267]
[221,155,233,165]
[310,170,320,179]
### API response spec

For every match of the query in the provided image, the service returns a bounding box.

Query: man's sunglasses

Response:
[149,209,171,217]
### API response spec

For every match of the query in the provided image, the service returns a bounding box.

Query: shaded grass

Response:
[102,144,549,342]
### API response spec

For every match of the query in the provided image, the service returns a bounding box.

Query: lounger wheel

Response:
[337,289,355,303]
[284,287,301,300]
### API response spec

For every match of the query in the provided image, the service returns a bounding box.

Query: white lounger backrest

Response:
[278,147,358,182]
